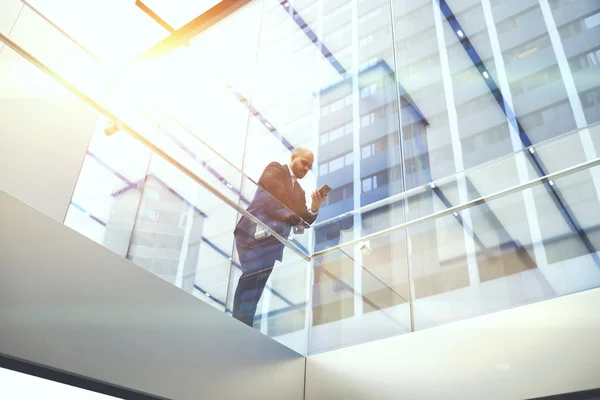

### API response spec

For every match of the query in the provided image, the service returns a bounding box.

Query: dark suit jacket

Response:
[234,162,318,264]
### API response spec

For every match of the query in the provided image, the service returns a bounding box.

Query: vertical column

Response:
[351,0,364,318]
[175,204,197,289]
[432,1,480,286]
[480,0,551,276]
[538,0,600,199]
[305,0,327,340]
[388,0,415,331]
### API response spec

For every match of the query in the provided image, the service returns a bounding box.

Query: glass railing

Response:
[0,29,317,355]
[4,4,600,358]
[307,123,600,353]
[312,122,600,254]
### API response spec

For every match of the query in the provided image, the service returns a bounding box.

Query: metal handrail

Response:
[5,30,600,272]
[313,155,600,257]
[19,0,103,63]
[0,32,310,262]
[152,108,311,228]
[313,121,600,229]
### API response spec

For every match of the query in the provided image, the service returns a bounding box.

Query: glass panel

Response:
[310,240,411,354]
[8,0,600,358]
[25,0,169,64]
[312,121,600,254]
[0,0,23,35]
[548,0,600,125]
[64,118,151,256]
[411,164,600,330]
[3,1,110,97]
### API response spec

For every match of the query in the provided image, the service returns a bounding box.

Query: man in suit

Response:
[233,147,326,327]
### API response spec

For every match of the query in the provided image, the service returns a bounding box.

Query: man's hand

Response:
[310,189,326,213]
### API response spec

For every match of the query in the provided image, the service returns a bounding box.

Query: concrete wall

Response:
[305,287,600,400]
[0,0,100,222]
[0,190,305,400]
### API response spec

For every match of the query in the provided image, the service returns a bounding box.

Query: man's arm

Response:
[293,188,325,226]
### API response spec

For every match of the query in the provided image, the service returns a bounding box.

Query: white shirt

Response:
[287,164,297,188]
[287,164,317,215]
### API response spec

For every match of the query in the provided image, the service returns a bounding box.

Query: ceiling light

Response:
[549,180,554,186]
[529,147,535,154]
[205,292,211,297]
[264,122,273,129]
[457,30,464,38]
[482,71,490,79]
[430,182,436,189]
[453,212,459,217]
[226,183,233,189]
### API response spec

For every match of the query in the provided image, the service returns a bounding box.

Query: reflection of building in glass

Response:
[257,0,600,330]
[105,175,204,292]
[56,0,600,352]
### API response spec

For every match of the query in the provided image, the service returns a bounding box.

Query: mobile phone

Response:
[319,184,332,196]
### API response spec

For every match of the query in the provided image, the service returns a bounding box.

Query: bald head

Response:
[289,147,314,179]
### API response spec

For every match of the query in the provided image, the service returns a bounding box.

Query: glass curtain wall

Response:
[67,0,600,354]
[5,0,599,355]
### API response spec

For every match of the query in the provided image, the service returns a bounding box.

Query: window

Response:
[324,25,352,42]
[584,12,600,30]
[319,162,329,176]
[329,156,345,172]
[144,189,161,202]
[178,212,187,228]
[510,65,562,96]
[360,87,369,99]
[345,122,353,134]
[361,171,389,193]
[360,83,377,99]
[321,94,352,116]
[140,206,159,222]
[549,0,575,9]
[505,35,551,64]
[359,35,374,48]
[330,99,344,113]
[361,137,387,159]
[559,17,584,39]
[362,177,373,192]
[325,5,350,21]
[496,16,518,34]
[569,48,600,72]
[328,187,344,204]
[329,126,345,141]
[320,122,353,145]
[521,110,544,128]
[325,183,353,206]
[361,144,373,159]
[320,151,355,176]
[345,153,354,165]
[359,7,382,24]
[361,113,375,127]
[483,125,508,146]
[580,87,600,108]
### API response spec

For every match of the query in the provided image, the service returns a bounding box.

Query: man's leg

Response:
[232,266,274,327]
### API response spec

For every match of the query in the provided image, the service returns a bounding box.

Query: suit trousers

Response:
[232,233,280,327]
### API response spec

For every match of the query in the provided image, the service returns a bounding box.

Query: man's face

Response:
[290,152,314,179]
